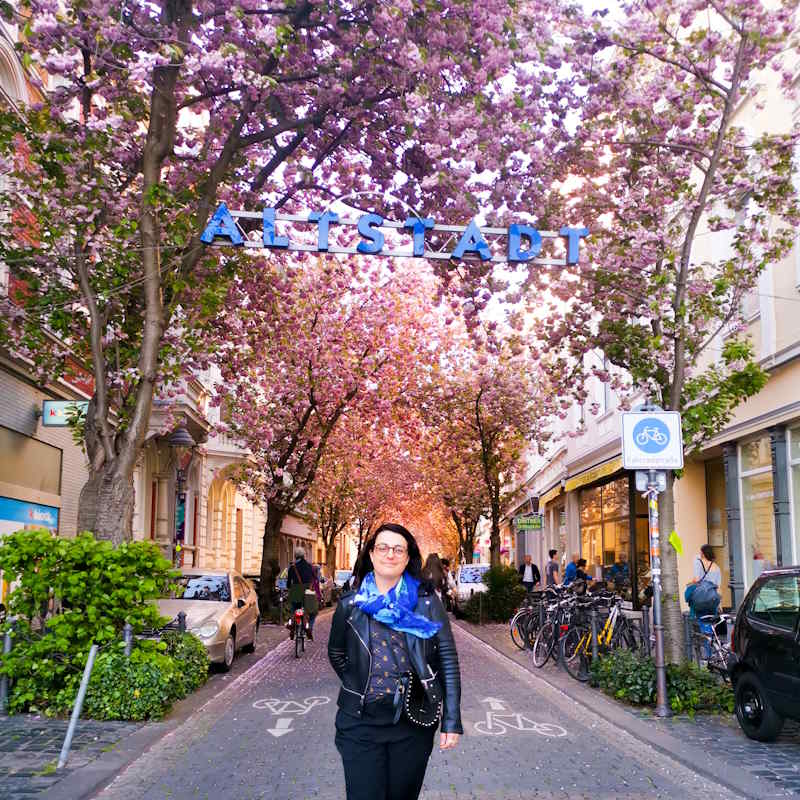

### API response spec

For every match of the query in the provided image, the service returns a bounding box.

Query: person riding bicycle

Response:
[287,547,317,640]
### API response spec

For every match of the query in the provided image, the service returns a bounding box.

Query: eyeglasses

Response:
[373,543,408,557]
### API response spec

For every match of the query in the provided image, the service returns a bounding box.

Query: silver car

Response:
[158,569,259,671]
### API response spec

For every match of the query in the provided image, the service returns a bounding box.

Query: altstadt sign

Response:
[201,203,589,266]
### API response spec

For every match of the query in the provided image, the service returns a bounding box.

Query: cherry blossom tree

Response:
[539,0,800,660]
[0,0,575,543]
[202,255,435,608]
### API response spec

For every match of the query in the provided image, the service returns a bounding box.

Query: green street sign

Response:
[514,514,543,531]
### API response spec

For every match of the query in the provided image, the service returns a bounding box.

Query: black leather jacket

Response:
[328,583,463,734]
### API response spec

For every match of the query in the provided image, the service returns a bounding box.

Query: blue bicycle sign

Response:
[632,418,670,454]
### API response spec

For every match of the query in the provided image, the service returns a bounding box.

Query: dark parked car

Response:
[729,567,800,741]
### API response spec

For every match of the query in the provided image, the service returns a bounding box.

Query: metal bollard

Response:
[0,626,12,715]
[641,606,651,657]
[683,612,693,663]
[590,606,599,662]
[58,644,99,769]
[123,623,133,658]
[178,611,186,634]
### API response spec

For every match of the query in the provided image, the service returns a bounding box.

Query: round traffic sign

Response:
[632,417,670,454]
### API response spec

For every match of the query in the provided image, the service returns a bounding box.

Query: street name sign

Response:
[42,400,89,427]
[622,411,683,470]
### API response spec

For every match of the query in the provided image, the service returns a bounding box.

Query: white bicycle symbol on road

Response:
[635,426,668,446]
[474,712,567,737]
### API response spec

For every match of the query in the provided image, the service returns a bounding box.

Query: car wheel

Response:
[735,671,784,742]
[221,633,236,672]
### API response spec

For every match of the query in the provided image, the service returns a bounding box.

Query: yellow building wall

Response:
[673,459,708,611]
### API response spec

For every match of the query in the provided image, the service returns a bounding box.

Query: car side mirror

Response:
[237,598,246,608]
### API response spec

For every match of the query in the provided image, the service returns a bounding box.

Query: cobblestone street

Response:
[457,620,800,798]
[92,613,752,800]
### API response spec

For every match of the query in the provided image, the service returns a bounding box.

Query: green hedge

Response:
[589,649,734,716]
[85,635,209,721]
[464,565,526,624]
[0,528,207,718]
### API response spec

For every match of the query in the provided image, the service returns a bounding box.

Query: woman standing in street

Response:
[328,523,462,800]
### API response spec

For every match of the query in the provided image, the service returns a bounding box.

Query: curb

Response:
[44,634,295,800]
[454,621,768,800]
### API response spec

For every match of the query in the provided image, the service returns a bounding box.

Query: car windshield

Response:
[178,575,231,602]
[336,571,351,582]
[459,567,489,584]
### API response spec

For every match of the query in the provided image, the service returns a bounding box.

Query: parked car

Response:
[729,566,800,741]
[452,563,491,617]
[334,569,353,591]
[158,569,259,671]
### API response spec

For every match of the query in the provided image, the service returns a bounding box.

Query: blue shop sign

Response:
[0,496,59,531]
[201,204,588,266]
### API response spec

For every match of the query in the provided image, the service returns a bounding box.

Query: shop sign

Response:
[42,400,89,427]
[622,411,684,470]
[201,203,589,266]
[0,496,59,535]
[514,514,543,531]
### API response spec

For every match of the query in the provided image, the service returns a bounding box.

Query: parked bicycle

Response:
[560,595,642,682]
[510,591,545,650]
[691,613,734,682]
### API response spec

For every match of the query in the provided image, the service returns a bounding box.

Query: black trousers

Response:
[335,711,436,800]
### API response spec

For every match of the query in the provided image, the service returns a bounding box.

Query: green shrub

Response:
[162,631,209,694]
[0,528,178,716]
[589,649,734,716]
[464,565,526,624]
[85,647,181,721]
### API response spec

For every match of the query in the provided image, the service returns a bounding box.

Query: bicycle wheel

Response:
[561,625,592,681]
[613,619,641,654]
[510,611,528,650]
[295,626,302,658]
[532,622,555,668]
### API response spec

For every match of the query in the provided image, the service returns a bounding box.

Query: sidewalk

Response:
[455,619,800,798]
[0,620,289,800]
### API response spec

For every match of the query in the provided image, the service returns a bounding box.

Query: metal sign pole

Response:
[647,468,671,718]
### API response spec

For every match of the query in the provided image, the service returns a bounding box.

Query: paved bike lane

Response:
[92,614,746,800]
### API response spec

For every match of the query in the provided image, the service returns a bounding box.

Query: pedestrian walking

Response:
[685,544,722,617]
[422,552,446,598]
[328,523,462,800]
[441,557,457,611]
[518,554,541,593]
[545,549,559,587]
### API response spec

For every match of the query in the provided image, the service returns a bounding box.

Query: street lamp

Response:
[168,425,197,567]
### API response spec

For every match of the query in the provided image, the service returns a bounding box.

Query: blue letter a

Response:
[452,219,492,261]
[201,204,243,245]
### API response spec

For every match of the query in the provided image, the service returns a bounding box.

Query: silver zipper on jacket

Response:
[347,617,372,704]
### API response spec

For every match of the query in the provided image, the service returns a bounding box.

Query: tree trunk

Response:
[326,539,337,578]
[489,501,501,568]
[76,462,135,544]
[658,471,685,663]
[259,499,285,613]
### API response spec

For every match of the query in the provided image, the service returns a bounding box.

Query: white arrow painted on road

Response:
[267,718,293,738]
[481,697,507,711]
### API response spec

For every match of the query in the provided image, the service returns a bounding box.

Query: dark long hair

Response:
[352,523,423,588]
[422,552,444,588]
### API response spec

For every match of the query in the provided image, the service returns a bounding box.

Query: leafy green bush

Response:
[0,528,177,716]
[589,649,734,716]
[464,565,526,624]
[85,647,181,721]
[162,631,209,695]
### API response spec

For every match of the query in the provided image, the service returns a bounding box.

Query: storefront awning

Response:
[539,483,563,507]
[564,456,623,493]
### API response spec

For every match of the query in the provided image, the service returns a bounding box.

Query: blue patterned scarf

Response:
[354,572,442,639]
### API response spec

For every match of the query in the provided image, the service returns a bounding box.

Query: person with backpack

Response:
[685,544,722,617]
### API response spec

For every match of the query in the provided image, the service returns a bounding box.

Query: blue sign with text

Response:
[201,204,589,266]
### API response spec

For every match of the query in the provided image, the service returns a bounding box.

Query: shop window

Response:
[739,435,777,586]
